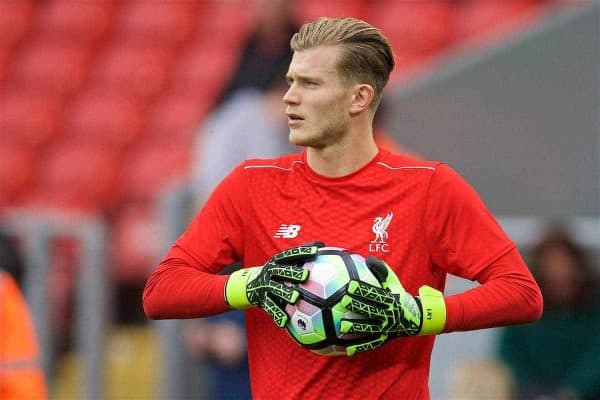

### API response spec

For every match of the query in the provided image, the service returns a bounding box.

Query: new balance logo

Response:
[274,224,301,238]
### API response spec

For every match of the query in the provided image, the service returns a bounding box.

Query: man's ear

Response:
[349,84,375,115]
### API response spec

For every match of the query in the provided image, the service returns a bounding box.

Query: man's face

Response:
[283,46,353,148]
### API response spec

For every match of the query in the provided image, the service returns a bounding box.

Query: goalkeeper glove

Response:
[224,242,323,327]
[339,256,446,356]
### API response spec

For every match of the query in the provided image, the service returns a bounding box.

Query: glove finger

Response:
[340,294,387,320]
[267,280,301,304]
[273,245,320,263]
[340,319,383,335]
[347,280,394,306]
[346,335,388,356]
[268,263,309,282]
[262,295,289,328]
[300,241,325,248]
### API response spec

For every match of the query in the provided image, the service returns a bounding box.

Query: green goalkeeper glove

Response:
[224,243,323,327]
[340,256,446,356]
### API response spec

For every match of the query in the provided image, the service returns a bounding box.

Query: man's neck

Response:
[306,129,379,178]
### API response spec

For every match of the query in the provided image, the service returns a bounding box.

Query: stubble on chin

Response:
[288,125,345,149]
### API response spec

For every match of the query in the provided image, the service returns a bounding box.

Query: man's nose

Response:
[283,85,299,105]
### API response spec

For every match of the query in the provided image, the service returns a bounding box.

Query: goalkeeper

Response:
[143,17,543,400]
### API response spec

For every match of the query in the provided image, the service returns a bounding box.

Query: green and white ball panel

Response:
[351,254,380,287]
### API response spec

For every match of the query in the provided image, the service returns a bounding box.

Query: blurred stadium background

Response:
[0,0,598,399]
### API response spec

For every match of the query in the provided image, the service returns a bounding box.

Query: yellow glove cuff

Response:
[418,285,446,335]
[224,267,260,309]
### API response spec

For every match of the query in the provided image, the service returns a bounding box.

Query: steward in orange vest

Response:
[0,271,47,399]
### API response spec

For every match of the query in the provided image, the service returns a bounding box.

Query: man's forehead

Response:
[287,46,340,77]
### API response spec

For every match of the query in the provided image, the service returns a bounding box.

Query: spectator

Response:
[219,0,298,104]
[191,72,296,208]
[498,226,600,400]
[0,269,48,400]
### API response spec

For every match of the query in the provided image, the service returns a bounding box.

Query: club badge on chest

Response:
[369,212,393,253]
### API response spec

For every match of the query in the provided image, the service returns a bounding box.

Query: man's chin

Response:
[289,131,310,147]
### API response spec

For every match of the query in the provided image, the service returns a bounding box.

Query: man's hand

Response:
[339,256,446,356]
[225,242,323,327]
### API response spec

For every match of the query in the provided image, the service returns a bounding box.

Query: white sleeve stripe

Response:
[376,162,436,171]
[243,161,304,171]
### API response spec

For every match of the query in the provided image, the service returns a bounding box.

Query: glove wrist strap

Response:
[225,267,260,309]
[417,285,446,335]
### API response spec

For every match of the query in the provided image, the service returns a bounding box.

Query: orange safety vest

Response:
[0,272,47,400]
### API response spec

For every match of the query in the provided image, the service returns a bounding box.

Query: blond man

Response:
[144,18,542,399]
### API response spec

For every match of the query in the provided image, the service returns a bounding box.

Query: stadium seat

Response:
[62,90,147,151]
[8,40,92,96]
[25,143,122,213]
[171,43,239,103]
[114,1,200,47]
[197,1,255,47]
[144,91,213,145]
[0,0,34,54]
[91,43,174,99]
[0,89,65,148]
[453,0,546,43]
[292,0,367,24]
[0,142,37,207]
[365,1,454,62]
[0,51,9,85]
[111,203,163,283]
[36,0,114,47]
[119,142,192,203]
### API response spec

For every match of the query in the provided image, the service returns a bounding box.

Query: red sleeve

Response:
[425,164,543,331]
[443,247,543,332]
[426,164,515,279]
[143,164,248,319]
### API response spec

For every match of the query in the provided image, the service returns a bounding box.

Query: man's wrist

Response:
[417,285,446,335]
[224,267,261,309]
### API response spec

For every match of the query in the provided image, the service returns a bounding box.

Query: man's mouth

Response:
[287,113,304,121]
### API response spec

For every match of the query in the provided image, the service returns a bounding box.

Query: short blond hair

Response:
[290,17,395,110]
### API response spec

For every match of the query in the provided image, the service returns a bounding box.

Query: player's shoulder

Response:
[377,149,443,173]
[240,152,305,173]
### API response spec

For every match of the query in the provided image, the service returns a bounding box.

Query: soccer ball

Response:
[283,247,382,356]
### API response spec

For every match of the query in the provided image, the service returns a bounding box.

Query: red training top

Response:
[143,149,542,399]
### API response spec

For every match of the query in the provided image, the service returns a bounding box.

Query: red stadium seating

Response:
[119,142,192,203]
[36,0,114,47]
[453,0,545,43]
[171,42,239,103]
[292,0,367,24]
[62,90,147,151]
[8,40,92,96]
[365,1,454,68]
[144,92,212,146]
[25,143,121,213]
[114,1,200,47]
[0,142,37,207]
[0,89,65,148]
[197,1,255,47]
[91,44,174,99]
[111,203,163,282]
[0,0,35,54]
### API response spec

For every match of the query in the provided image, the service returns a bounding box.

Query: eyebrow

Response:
[285,73,321,83]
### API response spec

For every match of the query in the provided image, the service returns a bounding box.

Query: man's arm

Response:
[443,247,542,332]
[143,246,231,319]
[143,164,248,319]
[425,164,543,332]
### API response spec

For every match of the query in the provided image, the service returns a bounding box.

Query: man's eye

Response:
[305,81,318,87]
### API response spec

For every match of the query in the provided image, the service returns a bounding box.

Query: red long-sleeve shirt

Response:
[143,149,542,399]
